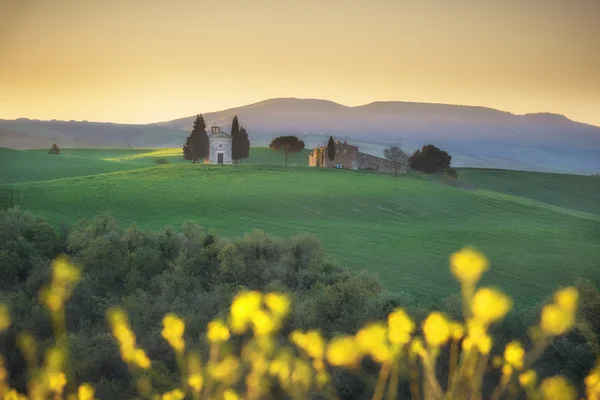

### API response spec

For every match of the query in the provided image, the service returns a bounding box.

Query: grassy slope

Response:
[1,150,599,306]
[0,147,309,183]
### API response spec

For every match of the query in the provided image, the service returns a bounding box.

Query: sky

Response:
[0,0,599,126]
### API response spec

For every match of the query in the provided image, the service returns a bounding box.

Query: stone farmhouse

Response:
[308,140,403,173]
[205,125,232,164]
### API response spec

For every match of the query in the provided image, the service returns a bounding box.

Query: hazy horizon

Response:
[1,0,599,126]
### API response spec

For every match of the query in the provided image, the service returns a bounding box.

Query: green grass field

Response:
[1,147,599,306]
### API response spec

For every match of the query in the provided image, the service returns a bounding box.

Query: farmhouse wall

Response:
[358,152,404,174]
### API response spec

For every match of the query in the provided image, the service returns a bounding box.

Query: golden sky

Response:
[0,0,599,126]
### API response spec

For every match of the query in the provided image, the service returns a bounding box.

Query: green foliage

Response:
[409,144,452,173]
[269,136,306,166]
[182,114,209,163]
[327,136,336,161]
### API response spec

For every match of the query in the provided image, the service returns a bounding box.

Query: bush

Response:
[0,208,598,400]
[409,145,451,173]
[442,168,458,181]
[154,158,170,165]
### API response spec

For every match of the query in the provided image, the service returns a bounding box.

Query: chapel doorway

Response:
[218,153,224,164]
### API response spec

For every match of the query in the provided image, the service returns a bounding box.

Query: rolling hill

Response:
[1,148,599,306]
[2,98,600,174]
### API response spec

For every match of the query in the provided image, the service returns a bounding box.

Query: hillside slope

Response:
[1,159,598,305]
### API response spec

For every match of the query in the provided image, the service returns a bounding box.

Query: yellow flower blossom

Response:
[409,338,426,358]
[471,288,512,325]
[541,304,573,336]
[291,357,313,390]
[504,341,525,370]
[161,313,185,352]
[48,372,67,394]
[291,330,325,360]
[450,247,488,285]
[207,319,230,343]
[450,322,464,340]
[388,308,415,345]
[502,364,513,376]
[52,257,81,286]
[188,373,204,392]
[230,291,262,334]
[223,389,240,400]
[251,309,276,336]
[355,323,391,363]
[134,349,151,369]
[519,370,538,387]
[265,292,291,317]
[326,336,362,367]
[540,376,576,400]
[78,383,95,400]
[208,356,240,383]
[554,287,578,313]
[0,304,10,332]
[161,389,185,400]
[422,312,451,347]
[462,319,492,354]
[4,389,28,400]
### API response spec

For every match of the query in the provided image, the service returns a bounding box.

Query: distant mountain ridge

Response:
[2,97,600,174]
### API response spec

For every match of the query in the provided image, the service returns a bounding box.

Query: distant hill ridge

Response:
[1,97,600,174]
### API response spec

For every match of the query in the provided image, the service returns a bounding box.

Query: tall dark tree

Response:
[238,126,250,163]
[383,146,409,177]
[409,144,451,173]
[327,136,336,162]
[48,144,60,155]
[269,136,305,166]
[231,115,241,164]
[183,115,209,163]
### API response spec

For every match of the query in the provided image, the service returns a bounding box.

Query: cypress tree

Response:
[183,114,208,163]
[231,115,240,164]
[239,126,250,163]
[327,136,336,162]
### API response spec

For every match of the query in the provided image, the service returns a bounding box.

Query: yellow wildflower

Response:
[134,349,151,369]
[207,319,230,343]
[504,341,525,370]
[519,370,538,387]
[502,364,513,376]
[4,389,27,400]
[422,312,451,347]
[462,319,491,354]
[78,383,95,400]
[223,389,240,400]
[471,288,512,325]
[388,308,415,345]
[188,373,204,392]
[450,322,464,340]
[251,309,276,336]
[355,323,391,363]
[326,336,362,367]
[291,330,325,359]
[540,376,576,400]
[554,287,578,313]
[161,313,185,352]
[0,304,10,332]
[265,292,291,317]
[52,257,81,286]
[541,304,573,336]
[48,372,67,394]
[208,356,240,383]
[230,291,262,334]
[161,389,185,400]
[409,338,426,358]
[450,247,488,285]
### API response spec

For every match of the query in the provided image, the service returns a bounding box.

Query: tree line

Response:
[182,114,250,164]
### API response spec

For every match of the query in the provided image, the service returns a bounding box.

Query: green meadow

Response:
[1,147,599,306]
